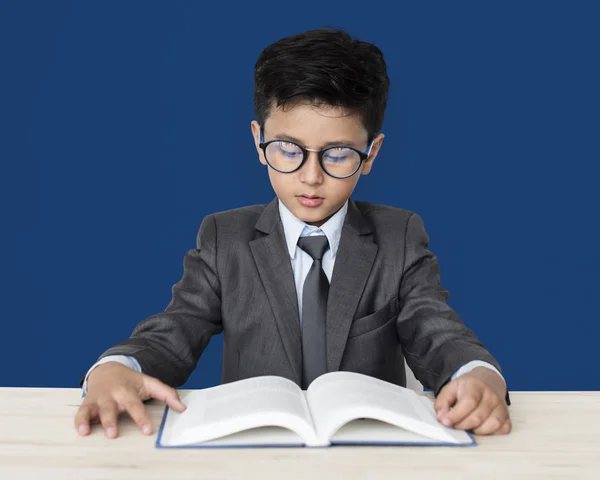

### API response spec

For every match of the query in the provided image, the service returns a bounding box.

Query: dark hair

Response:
[254,28,389,140]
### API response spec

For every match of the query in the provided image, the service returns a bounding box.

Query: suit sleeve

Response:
[396,213,506,397]
[87,214,223,387]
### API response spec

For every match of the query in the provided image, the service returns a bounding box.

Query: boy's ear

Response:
[251,121,268,166]
[361,133,385,175]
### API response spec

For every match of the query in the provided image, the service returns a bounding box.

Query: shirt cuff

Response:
[451,360,506,385]
[81,355,142,397]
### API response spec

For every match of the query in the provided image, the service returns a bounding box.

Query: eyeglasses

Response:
[259,129,375,179]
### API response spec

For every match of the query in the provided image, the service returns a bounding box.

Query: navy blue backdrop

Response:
[1,1,598,390]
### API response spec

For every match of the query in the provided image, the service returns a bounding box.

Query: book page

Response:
[185,426,307,447]
[306,372,471,444]
[330,419,473,445]
[159,376,320,446]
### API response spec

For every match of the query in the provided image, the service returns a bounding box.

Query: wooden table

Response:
[1,389,599,479]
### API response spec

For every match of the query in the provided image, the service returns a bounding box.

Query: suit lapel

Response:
[249,199,302,384]
[327,199,378,372]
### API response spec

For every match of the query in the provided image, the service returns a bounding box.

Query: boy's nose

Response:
[299,152,324,185]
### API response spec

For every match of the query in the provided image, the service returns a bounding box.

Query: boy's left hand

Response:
[434,367,511,435]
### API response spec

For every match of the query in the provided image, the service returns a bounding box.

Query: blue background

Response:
[1,0,598,390]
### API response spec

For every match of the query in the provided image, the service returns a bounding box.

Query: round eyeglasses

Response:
[259,130,374,179]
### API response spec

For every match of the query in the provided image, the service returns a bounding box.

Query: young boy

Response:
[75,28,510,439]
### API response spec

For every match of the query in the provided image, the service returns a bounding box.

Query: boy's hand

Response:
[434,367,511,435]
[74,362,186,439]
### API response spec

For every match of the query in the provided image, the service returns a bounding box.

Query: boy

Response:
[75,28,510,439]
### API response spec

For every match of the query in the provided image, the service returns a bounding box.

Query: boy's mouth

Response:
[296,194,324,208]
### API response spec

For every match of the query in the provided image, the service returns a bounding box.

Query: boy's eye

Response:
[277,142,302,158]
[324,148,353,163]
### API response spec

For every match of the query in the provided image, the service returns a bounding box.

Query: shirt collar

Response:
[278,199,348,259]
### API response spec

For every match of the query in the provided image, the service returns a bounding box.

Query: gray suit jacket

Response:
[96,198,503,395]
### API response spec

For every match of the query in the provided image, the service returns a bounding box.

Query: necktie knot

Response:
[297,236,330,261]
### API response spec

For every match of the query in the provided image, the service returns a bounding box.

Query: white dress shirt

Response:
[82,200,503,395]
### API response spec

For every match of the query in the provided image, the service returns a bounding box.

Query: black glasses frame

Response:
[258,129,374,179]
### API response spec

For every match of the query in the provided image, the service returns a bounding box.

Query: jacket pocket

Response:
[347,296,399,338]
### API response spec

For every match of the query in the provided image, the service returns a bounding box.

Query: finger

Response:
[74,404,93,436]
[434,381,459,422]
[442,381,484,427]
[75,403,100,435]
[122,397,153,435]
[498,417,512,435]
[145,377,187,412]
[97,398,119,439]
[473,405,510,435]
[454,394,499,431]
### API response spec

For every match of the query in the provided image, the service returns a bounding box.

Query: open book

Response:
[156,371,474,448]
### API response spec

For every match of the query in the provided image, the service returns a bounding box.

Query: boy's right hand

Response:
[74,362,186,439]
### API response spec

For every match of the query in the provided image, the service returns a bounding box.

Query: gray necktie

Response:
[297,236,330,389]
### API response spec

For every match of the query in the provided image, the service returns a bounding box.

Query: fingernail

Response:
[442,418,452,427]
[143,425,152,435]
[78,425,89,435]
[107,427,116,437]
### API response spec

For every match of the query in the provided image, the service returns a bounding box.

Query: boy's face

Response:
[251,103,384,226]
